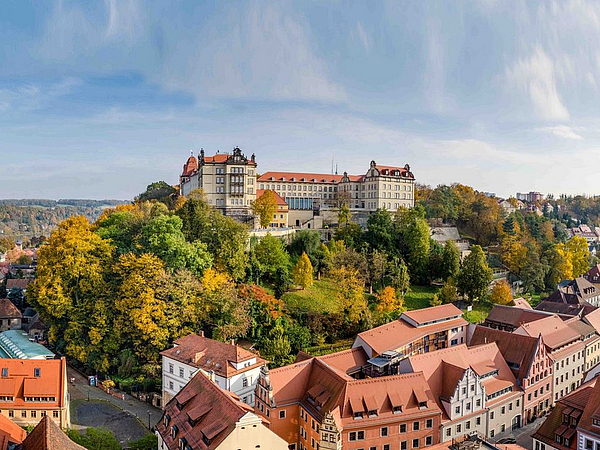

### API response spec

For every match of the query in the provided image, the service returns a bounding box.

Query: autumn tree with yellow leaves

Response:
[293,252,314,289]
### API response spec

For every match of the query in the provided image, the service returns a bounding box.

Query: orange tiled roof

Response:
[402,304,463,325]
[258,171,344,184]
[0,358,67,409]
[0,413,25,448]
[160,334,266,378]
[6,279,30,290]
[516,315,581,349]
[255,190,287,207]
[357,314,468,356]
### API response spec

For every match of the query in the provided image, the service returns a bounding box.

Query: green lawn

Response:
[282,279,341,314]
[404,285,438,310]
[462,302,492,324]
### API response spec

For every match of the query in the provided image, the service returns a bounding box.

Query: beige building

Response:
[338,160,415,211]
[180,147,257,218]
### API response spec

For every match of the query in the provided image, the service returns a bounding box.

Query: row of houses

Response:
[156,298,600,450]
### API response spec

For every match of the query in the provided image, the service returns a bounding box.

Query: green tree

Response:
[430,293,442,306]
[404,216,431,282]
[438,277,458,304]
[387,257,410,296]
[135,181,177,206]
[338,202,351,227]
[261,324,294,367]
[457,245,493,302]
[521,243,547,293]
[177,191,248,280]
[442,241,460,279]
[129,434,158,450]
[364,209,395,252]
[289,230,322,264]
[67,427,121,450]
[293,252,314,289]
[252,190,278,228]
[141,214,212,275]
[331,266,371,335]
[252,234,291,285]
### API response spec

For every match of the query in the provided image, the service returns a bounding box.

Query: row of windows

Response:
[260,183,337,192]
[349,419,434,441]
[5,409,59,418]
[445,416,482,436]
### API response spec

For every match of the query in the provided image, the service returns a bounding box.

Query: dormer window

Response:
[393,406,402,414]
[353,412,363,419]
[34,368,40,377]
[171,425,178,439]
[594,419,600,427]
[419,401,428,410]
[368,410,377,418]
[1,368,7,377]
[178,438,187,450]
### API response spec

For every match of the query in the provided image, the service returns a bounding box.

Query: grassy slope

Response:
[404,285,438,310]
[282,279,341,313]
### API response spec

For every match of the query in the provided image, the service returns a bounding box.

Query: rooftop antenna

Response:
[331,158,334,175]
[335,163,338,175]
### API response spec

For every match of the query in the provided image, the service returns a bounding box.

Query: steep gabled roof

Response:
[516,315,581,350]
[255,190,287,207]
[20,416,85,450]
[485,305,551,328]
[0,413,25,448]
[160,334,266,378]
[469,326,540,381]
[0,299,21,319]
[156,371,253,450]
[535,301,596,317]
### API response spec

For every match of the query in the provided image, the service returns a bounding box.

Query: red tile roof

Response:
[255,190,287,207]
[160,334,266,378]
[156,371,254,450]
[20,415,85,450]
[0,358,66,409]
[515,315,581,350]
[356,312,467,355]
[0,413,25,449]
[402,304,463,325]
[0,300,21,319]
[182,155,199,177]
[258,171,344,184]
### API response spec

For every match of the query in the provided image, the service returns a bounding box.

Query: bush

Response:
[130,434,158,450]
[67,427,121,450]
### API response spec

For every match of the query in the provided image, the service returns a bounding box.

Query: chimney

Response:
[198,330,204,337]
[208,370,216,382]
[230,339,235,346]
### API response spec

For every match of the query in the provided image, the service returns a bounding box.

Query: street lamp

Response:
[87,388,90,402]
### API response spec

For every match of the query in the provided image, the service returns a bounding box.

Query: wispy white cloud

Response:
[355,21,371,53]
[537,125,583,140]
[0,78,81,112]
[505,47,569,120]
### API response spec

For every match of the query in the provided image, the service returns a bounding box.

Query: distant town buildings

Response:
[516,192,544,203]
[160,332,266,408]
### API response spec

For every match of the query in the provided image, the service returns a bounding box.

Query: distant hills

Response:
[0,199,129,239]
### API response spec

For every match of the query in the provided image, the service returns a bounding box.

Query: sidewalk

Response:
[68,366,163,429]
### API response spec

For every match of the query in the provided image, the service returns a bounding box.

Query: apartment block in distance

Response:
[180,147,257,218]
[255,347,443,450]
[160,332,266,408]
[157,370,288,450]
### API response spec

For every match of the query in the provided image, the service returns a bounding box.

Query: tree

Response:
[135,181,177,206]
[28,217,116,372]
[387,257,410,296]
[141,214,212,275]
[338,202,351,227]
[252,190,278,228]
[404,216,431,282]
[438,277,458,304]
[260,324,294,367]
[289,230,322,265]
[442,241,460,279]
[430,293,442,306]
[489,280,513,305]
[457,245,493,302]
[113,253,169,377]
[364,209,395,252]
[67,427,121,450]
[521,243,547,293]
[252,234,291,285]
[567,236,591,277]
[293,252,314,289]
[177,191,248,280]
[330,266,371,335]
[129,434,158,450]
[375,286,403,320]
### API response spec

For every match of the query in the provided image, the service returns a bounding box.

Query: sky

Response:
[2,1,600,199]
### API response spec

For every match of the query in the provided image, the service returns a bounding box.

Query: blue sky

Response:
[2,1,600,199]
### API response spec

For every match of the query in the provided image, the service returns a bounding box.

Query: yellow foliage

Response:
[375,286,402,314]
[201,268,232,292]
[490,280,513,305]
[293,252,314,289]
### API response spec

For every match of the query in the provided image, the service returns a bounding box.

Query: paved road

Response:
[68,366,163,430]
[492,417,546,450]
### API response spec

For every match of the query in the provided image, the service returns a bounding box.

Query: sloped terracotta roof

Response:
[536,301,596,317]
[0,413,25,448]
[19,416,84,450]
[356,314,467,356]
[577,374,600,435]
[0,358,66,409]
[258,172,344,184]
[513,297,532,309]
[408,343,520,416]
[485,305,551,328]
[160,334,266,378]
[584,308,600,333]
[255,190,287,207]
[402,304,463,325]
[516,315,581,350]
[470,325,540,381]
[5,279,30,290]
[182,155,198,177]
[374,165,414,179]
[157,371,255,450]
[0,300,21,319]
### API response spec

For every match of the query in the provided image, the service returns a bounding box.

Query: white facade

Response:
[161,354,264,408]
